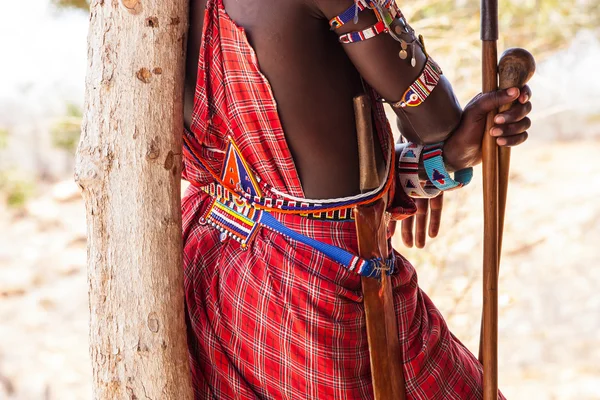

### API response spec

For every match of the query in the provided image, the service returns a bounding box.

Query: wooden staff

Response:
[480,0,501,393]
[478,45,536,359]
[497,49,536,255]
[353,95,406,400]
[480,0,536,391]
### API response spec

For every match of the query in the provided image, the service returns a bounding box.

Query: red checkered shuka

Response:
[182,0,504,399]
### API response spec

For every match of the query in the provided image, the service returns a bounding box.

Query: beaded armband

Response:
[339,20,389,44]
[422,143,473,191]
[331,1,412,40]
[390,57,443,108]
[330,1,441,108]
[329,0,370,30]
[398,143,441,199]
[334,0,404,44]
[330,0,433,72]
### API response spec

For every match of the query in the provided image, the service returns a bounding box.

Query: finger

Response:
[474,87,520,115]
[519,84,532,104]
[494,102,532,124]
[415,198,429,249]
[497,132,529,147]
[428,193,444,238]
[490,117,532,137]
[401,216,415,248]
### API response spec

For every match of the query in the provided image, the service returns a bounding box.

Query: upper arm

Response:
[313,0,462,143]
[314,0,427,103]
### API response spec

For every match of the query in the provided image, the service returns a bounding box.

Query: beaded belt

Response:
[200,194,396,279]
[202,181,357,221]
[185,136,395,220]
[188,136,397,278]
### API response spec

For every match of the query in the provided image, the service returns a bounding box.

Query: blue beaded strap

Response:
[422,143,474,191]
[329,0,370,30]
[201,194,397,280]
[260,212,396,279]
[329,0,398,31]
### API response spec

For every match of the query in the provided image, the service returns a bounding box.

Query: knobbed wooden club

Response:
[497,49,536,255]
[353,95,407,400]
[480,0,536,394]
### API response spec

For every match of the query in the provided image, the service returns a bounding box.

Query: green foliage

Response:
[51,103,83,154]
[0,171,35,209]
[51,0,89,12]
[0,129,8,150]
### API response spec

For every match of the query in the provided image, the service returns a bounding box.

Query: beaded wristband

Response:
[398,143,441,198]
[422,143,473,191]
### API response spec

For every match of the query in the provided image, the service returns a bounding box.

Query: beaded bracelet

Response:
[398,143,441,199]
[422,143,473,191]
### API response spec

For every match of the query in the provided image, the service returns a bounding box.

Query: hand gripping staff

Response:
[480,0,536,396]
[353,94,407,400]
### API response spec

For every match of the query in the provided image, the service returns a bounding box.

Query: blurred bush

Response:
[0,128,35,209]
[0,129,8,150]
[0,171,36,209]
[50,0,89,11]
[51,103,82,154]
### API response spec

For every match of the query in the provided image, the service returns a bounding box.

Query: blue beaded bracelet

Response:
[423,143,473,191]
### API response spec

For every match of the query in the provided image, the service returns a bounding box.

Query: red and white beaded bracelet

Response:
[398,143,441,198]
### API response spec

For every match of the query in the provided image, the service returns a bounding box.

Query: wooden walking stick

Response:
[497,49,536,255]
[480,0,536,392]
[353,94,407,400]
[477,44,536,373]
[480,4,501,395]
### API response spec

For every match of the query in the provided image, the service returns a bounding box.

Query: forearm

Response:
[317,0,463,145]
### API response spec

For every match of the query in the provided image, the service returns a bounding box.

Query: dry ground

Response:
[1,139,599,399]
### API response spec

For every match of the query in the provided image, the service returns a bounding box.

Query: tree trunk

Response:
[75,1,193,399]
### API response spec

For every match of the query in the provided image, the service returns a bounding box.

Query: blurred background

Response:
[0,0,599,399]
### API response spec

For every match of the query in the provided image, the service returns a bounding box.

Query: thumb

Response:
[473,87,520,115]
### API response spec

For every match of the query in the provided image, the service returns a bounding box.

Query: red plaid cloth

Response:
[183,0,503,398]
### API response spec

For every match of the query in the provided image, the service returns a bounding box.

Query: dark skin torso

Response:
[185,0,388,199]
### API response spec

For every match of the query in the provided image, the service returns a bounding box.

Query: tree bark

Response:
[75,1,193,399]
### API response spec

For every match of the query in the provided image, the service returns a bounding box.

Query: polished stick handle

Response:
[480,48,536,400]
[497,48,536,258]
